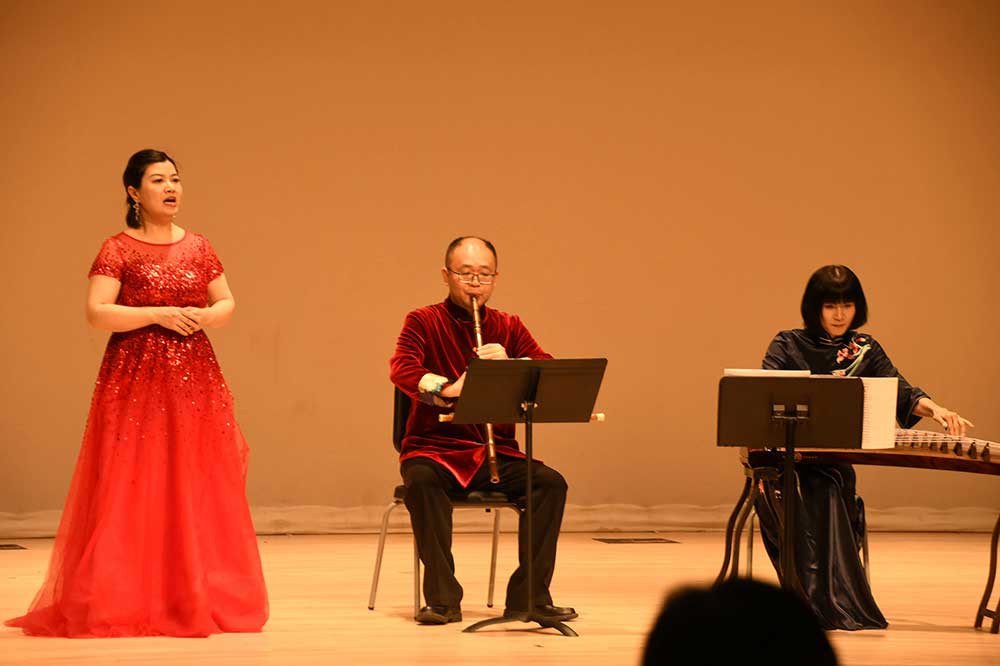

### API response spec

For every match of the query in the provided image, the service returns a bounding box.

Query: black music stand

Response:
[716,376,864,592]
[452,358,607,637]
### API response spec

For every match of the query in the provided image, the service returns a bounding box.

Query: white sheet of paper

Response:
[861,377,898,449]
[722,368,811,377]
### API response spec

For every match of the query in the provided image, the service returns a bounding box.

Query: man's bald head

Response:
[444,236,498,270]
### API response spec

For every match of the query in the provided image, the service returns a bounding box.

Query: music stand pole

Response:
[772,408,805,593]
[716,376,865,594]
[463,368,578,637]
[451,357,606,636]
[524,396,537,629]
[521,392,577,636]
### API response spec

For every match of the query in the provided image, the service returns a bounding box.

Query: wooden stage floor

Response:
[1,531,997,665]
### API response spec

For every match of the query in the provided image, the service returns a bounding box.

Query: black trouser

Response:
[400,454,568,610]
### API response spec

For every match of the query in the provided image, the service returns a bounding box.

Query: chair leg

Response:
[716,476,752,585]
[746,512,755,578]
[413,536,421,618]
[862,524,871,584]
[728,483,759,582]
[371,497,518,617]
[487,508,502,608]
[369,501,402,610]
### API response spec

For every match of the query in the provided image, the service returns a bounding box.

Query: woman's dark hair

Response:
[123,149,177,229]
[800,265,868,333]
[444,236,498,269]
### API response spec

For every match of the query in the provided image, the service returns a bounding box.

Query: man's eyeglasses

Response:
[447,268,496,285]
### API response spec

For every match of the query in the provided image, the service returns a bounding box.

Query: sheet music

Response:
[861,377,897,449]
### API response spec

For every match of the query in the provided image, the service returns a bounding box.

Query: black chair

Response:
[726,464,869,582]
[745,503,869,582]
[367,388,523,618]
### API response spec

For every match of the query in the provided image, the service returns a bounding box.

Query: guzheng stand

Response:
[715,376,864,594]
[976,512,1000,633]
[742,444,1000,634]
[449,358,607,638]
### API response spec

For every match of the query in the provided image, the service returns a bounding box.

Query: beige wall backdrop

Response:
[2,1,997,527]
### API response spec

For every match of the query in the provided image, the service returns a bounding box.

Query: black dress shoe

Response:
[503,604,578,621]
[415,605,462,625]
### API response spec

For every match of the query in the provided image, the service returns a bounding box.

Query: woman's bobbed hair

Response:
[800,265,868,333]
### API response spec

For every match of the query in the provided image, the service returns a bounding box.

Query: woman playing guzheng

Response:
[754,265,973,630]
[4,150,268,637]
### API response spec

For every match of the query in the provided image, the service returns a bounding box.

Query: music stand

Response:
[452,358,607,637]
[716,376,864,592]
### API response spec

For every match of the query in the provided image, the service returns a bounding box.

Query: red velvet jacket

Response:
[389,298,552,486]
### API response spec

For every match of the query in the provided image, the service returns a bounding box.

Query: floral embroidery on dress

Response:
[832,334,871,377]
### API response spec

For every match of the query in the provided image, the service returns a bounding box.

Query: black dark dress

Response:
[755,328,928,630]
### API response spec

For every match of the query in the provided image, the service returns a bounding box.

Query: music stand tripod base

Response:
[463,610,578,637]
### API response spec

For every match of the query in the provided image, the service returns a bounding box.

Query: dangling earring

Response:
[133,200,141,226]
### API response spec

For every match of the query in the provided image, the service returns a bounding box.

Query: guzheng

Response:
[745,428,999,475]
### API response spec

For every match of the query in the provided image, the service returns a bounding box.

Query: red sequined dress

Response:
[5,231,268,637]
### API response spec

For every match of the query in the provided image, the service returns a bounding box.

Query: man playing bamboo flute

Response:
[389,236,576,626]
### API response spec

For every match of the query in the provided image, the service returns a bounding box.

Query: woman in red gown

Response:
[5,149,268,637]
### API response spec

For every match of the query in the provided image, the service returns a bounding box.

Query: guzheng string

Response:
[895,428,994,462]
